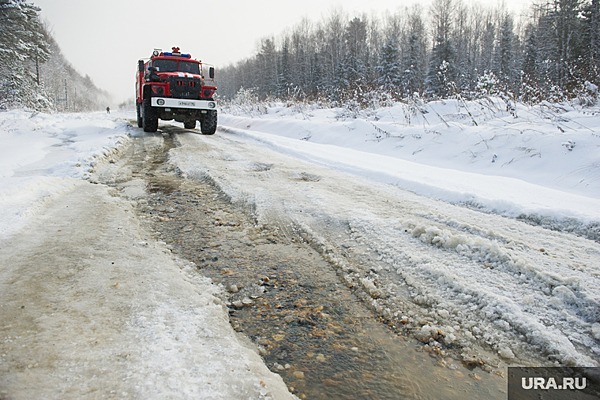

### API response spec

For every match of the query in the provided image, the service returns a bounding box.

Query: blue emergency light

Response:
[161,52,191,58]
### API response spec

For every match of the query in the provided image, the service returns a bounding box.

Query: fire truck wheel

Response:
[142,100,158,133]
[184,120,196,129]
[136,104,143,128]
[200,110,217,135]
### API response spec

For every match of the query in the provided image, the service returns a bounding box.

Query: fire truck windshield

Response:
[152,60,200,75]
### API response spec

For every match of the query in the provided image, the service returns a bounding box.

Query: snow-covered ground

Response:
[1,98,599,396]
[221,98,600,231]
[0,111,129,239]
[196,98,599,368]
[0,110,295,399]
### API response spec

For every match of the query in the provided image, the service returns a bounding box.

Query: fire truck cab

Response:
[136,47,217,134]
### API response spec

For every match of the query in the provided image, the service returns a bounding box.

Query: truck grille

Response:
[168,76,201,99]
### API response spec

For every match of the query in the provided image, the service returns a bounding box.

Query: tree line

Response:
[219,0,600,106]
[0,0,110,111]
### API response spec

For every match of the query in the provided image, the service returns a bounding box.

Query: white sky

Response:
[33,0,533,105]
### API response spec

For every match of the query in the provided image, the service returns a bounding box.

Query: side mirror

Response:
[138,60,144,73]
[209,67,215,79]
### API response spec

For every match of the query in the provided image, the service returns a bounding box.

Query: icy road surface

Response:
[171,125,600,369]
[0,111,295,400]
[1,107,598,398]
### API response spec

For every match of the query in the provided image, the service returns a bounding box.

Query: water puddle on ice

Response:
[226,264,507,400]
[143,188,506,399]
[118,129,508,400]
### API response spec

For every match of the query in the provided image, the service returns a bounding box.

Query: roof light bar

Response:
[159,52,192,58]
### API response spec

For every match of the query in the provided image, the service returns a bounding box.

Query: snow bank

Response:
[220,98,600,232]
[0,110,130,239]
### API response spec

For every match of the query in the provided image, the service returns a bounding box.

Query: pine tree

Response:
[289,19,313,97]
[256,38,279,98]
[555,0,586,91]
[452,2,475,93]
[278,38,292,97]
[426,0,458,97]
[521,23,541,102]
[591,0,600,67]
[496,13,518,92]
[321,10,346,100]
[479,18,497,74]
[339,16,368,96]
[0,0,51,109]
[401,7,427,97]
[376,37,402,97]
[580,0,600,82]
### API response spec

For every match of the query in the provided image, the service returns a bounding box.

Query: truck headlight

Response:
[208,102,216,108]
[157,99,165,105]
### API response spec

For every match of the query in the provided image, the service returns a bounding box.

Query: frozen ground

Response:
[220,98,600,229]
[0,98,599,397]
[0,111,295,399]
[201,98,600,367]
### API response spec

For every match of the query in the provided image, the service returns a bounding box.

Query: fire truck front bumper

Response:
[151,98,217,110]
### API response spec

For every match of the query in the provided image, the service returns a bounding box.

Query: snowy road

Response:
[171,123,600,370]
[0,112,295,400]
[1,107,598,399]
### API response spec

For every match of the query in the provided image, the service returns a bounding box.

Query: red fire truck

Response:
[136,47,217,134]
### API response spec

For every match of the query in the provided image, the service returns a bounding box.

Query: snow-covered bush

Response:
[334,98,362,120]
[574,81,598,107]
[222,87,268,116]
[365,90,395,110]
[402,93,427,125]
[476,71,500,97]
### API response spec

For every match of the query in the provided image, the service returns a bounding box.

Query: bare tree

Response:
[218,0,597,105]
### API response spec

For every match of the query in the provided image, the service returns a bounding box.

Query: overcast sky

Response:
[33,0,533,105]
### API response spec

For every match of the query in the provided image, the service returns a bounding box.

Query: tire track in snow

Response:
[171,126,600,370]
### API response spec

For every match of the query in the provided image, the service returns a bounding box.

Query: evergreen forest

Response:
[0,0,110,111]
[219,0,600,107]
[2,0,599,111]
